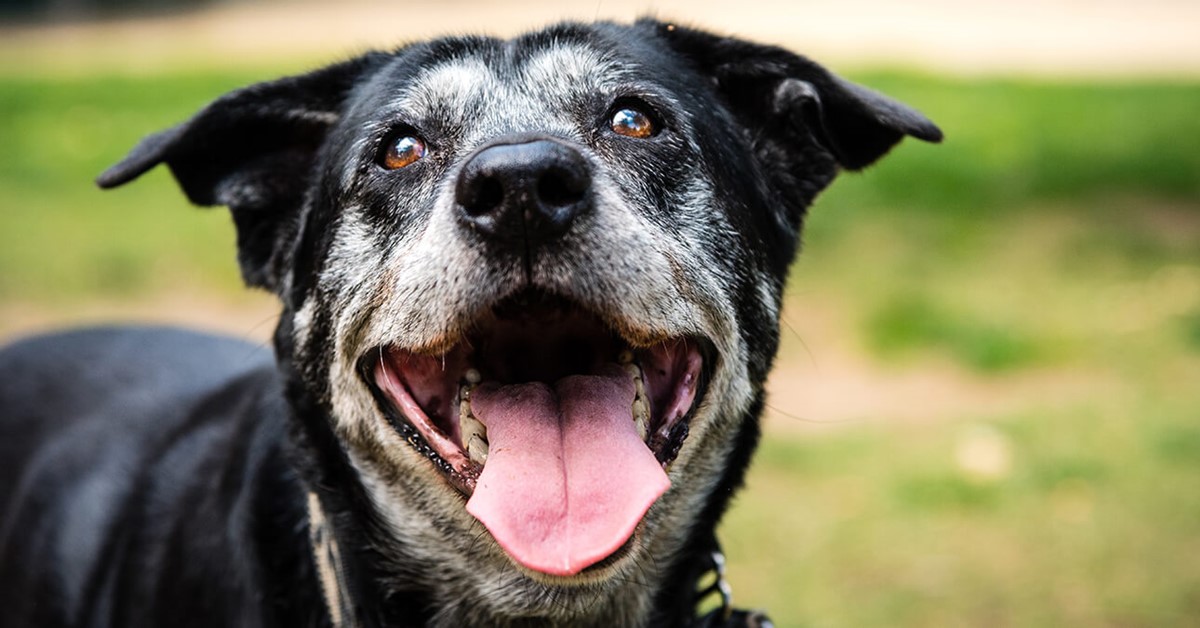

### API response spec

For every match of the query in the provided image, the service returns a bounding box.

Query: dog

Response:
[0,19,940,628]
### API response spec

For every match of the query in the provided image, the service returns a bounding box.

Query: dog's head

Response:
[100,20,939,624]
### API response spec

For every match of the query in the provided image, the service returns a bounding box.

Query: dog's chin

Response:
[357,290,712,578]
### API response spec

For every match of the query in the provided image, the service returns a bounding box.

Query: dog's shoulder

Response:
[0,326,306,628]
[0,325,276,449]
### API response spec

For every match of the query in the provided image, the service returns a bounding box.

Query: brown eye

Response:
[610,107,655,138]
[382,134,427,169]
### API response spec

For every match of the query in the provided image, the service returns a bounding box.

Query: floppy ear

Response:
[648,20,942,170]
[96,53,385,292]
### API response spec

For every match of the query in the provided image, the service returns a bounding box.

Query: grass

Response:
[726,401,1200,626]
[2,68,1198,626]
[0,71,269,301]
[720,75,1200,625]
[826,74,1200,210]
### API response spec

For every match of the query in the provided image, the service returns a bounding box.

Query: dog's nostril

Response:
[465,177,505,217]
[537,169,586,208]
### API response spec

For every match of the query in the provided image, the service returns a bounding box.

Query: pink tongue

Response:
[465,365,670,576]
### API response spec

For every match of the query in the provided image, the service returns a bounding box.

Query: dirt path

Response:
[2,0,1199,77]
[762,324,1124,433]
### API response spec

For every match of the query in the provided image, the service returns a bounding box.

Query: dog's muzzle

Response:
[364,292,710,577]
[362,136,714,577]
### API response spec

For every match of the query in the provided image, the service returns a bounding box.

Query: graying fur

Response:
[291,43,758,626]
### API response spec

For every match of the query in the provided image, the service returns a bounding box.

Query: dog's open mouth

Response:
[362,292,707,576]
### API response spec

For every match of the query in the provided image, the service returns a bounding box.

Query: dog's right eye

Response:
[381,134,428,170]
[609,106,656,139]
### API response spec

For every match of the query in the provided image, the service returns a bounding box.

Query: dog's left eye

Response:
[382,134,428,169]
[610,106,656,139]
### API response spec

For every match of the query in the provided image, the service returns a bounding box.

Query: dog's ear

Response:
[647,20,942,170]
[96,54,384,291]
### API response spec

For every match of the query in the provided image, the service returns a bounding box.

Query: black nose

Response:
[455,139,592,250]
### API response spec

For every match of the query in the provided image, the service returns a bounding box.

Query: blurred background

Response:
[2,0,1198,625]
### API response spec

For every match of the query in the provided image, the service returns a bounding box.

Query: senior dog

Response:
[0,19,940,628]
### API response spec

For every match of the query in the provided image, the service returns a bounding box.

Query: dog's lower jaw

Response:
[428,582,654,628]
[334,396,751,628]
[347,457,660,627]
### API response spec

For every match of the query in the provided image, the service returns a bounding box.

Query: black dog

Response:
[0,20,939,627]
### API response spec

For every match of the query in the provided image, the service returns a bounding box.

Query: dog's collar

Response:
[306,491,771,627]
[687,544,775,628]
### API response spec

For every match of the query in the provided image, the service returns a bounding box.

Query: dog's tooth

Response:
[631,366,646,404]
[468,434,490,465]
[459,382,488,453]
[634,413,649,441]
[628,360,650,439]
[633,391,650,440]
[460,409,487,444]
[617,350,634,365]
[623,362,641,380]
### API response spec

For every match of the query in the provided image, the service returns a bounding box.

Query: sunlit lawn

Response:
[2,67,1198,626]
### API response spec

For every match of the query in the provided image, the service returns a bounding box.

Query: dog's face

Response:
[100,20,939,624]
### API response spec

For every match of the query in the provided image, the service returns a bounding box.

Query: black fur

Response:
[1,19,939,627]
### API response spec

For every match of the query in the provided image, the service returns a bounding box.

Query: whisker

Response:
[779,311,820,371]
[765,402,862,425]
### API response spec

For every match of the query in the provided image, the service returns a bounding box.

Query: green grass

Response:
[0,70,273,301]
[2,69,1199,626]
[719,75,1200,625]
[787,75,1200,374]
[826,74,1200,211]
[725,401,1200,627]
